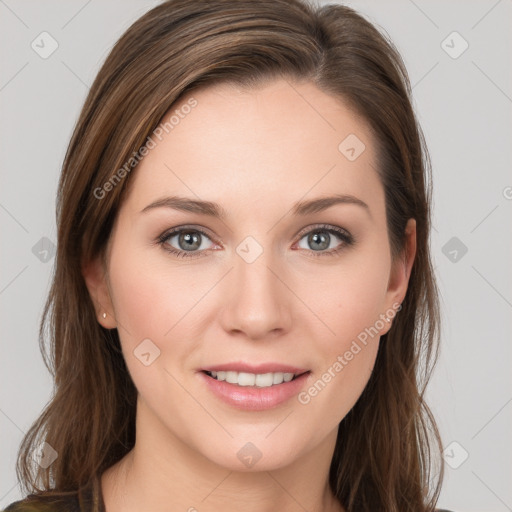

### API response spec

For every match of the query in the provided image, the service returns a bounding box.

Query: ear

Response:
[380,218,416,335]
[82,255,117,329]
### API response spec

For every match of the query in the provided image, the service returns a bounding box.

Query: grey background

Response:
[1,1,511,511]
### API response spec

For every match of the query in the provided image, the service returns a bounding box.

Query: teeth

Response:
[256,373,273,387]
[273,372,284,385]
[226,371,238,384]
[207,371,299,387]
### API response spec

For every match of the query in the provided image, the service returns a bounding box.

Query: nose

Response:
[218,244,293,340]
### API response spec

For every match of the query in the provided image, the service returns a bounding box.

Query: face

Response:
[84,78,415,472]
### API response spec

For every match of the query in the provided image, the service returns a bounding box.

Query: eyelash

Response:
[156,223,355,260]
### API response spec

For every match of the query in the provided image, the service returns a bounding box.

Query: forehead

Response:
[122,78,383,218]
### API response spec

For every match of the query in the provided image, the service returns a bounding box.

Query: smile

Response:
[204,370,305,388]
[198,365,312,411]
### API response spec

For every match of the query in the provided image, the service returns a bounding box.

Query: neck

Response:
[101,397,345,512]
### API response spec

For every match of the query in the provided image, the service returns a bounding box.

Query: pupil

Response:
[180,231,200,251]
[309,231,329,250]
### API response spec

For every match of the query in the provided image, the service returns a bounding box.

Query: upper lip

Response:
[201,362,309,375]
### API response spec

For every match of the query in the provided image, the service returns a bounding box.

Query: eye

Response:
[156,223,355,259]
[157,226,217,259]
[294,224,354,258]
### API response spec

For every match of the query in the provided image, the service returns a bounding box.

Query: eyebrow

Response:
[140,194,370,219]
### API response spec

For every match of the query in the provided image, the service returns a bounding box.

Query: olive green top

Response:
[2,475,104,512]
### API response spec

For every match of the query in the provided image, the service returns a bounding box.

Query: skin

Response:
[83,78,416,512]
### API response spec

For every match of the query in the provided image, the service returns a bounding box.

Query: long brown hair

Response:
[16,0,444,510]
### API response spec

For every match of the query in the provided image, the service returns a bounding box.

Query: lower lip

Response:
[198,371,311,411]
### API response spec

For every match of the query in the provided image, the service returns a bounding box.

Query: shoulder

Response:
[2,488,84,512]
[2,494,79,512]
[2,477,102,512]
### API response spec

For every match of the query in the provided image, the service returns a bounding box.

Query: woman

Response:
[3,0,452,510]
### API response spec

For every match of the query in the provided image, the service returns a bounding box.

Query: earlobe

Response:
[81,255,117,329]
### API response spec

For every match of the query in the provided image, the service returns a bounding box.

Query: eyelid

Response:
[294,223,351,240]
[157,223,216,239]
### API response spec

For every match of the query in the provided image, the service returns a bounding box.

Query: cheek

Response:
[106,238,214,388]
[107,246,197,408]
[297,247,389,416]
[108,238,201,343]
[311,248,390,350]
[110,265,165,341]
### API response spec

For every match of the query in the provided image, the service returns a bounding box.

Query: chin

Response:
[195,434,308,473]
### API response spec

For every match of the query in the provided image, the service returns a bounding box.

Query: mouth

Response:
[197,366,312,412]
[202,370,310,388]
[198,363,312,411]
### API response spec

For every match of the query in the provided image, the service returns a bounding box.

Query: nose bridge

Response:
[219,234,291,338]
